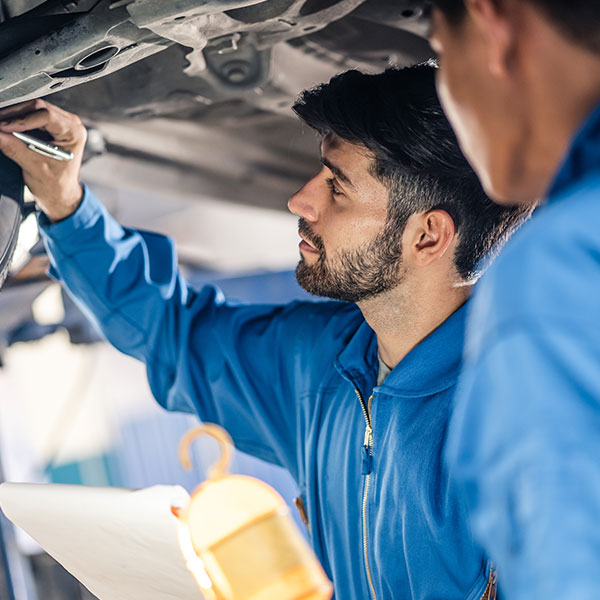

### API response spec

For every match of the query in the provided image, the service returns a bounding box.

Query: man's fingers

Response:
[0,130,32,163]
[0,101,85,146]
[0,131,49,171]
[0,108,51,134]
[0,99,44,121]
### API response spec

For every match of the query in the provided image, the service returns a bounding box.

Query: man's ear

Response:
[404,210,456,267]
[465,0,517,78]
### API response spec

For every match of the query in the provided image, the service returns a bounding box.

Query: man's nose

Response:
[288,176,321,222]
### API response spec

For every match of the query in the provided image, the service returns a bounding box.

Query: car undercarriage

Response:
[0,0,435,284]
[0,0,433,122]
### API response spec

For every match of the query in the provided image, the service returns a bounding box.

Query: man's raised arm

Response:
[0,100,334,473]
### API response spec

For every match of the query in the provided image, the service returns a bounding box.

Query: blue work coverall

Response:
[447,103,600,600]
[39,190,492,600]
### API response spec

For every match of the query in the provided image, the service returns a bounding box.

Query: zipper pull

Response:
[362,425,373,475]
[362,445,372,475]
[363,424,372,447]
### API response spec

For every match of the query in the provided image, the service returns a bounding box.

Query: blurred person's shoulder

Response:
[468,174,600,346]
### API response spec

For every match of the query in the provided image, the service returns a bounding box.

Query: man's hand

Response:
[0,99,87,222]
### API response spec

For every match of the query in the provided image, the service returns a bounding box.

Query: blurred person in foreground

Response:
[428,1,600,598]
[0,63,528,599]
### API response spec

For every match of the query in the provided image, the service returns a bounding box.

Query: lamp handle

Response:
[179,424,233,480]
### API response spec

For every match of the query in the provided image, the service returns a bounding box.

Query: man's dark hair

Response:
[433,0,600,55]
[292,62,529,282]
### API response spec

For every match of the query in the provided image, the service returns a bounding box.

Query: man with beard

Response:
[427,3,600,599]
[0,63,527,599]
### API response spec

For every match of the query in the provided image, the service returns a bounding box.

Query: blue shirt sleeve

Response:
[449,320,600,600]
[38,186,343,474]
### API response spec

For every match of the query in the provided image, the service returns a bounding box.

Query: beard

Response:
[295,217,406,303]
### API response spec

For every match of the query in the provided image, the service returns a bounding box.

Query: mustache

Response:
[298,218,325,253]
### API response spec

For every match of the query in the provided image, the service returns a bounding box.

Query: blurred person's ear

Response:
[465,0,518,78]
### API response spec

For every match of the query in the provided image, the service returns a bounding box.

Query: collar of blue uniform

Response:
[548,100,600,202]
[334,302,469,398]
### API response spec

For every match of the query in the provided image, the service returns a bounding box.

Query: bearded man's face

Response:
[287,135,406,303]
[295,216,405,303]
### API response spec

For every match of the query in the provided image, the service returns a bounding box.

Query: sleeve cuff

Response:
[38,184,104,242]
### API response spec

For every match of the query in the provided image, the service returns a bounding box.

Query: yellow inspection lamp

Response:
[174,424,333,600]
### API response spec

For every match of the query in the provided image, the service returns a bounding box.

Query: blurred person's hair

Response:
[432,0,600,55]
[292,62,530,282]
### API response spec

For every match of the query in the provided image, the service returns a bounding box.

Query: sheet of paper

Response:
[0,482,204,600]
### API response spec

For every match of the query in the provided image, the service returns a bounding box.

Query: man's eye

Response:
[325,178,342,196]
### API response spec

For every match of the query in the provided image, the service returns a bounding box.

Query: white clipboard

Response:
[0,482,204,600]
